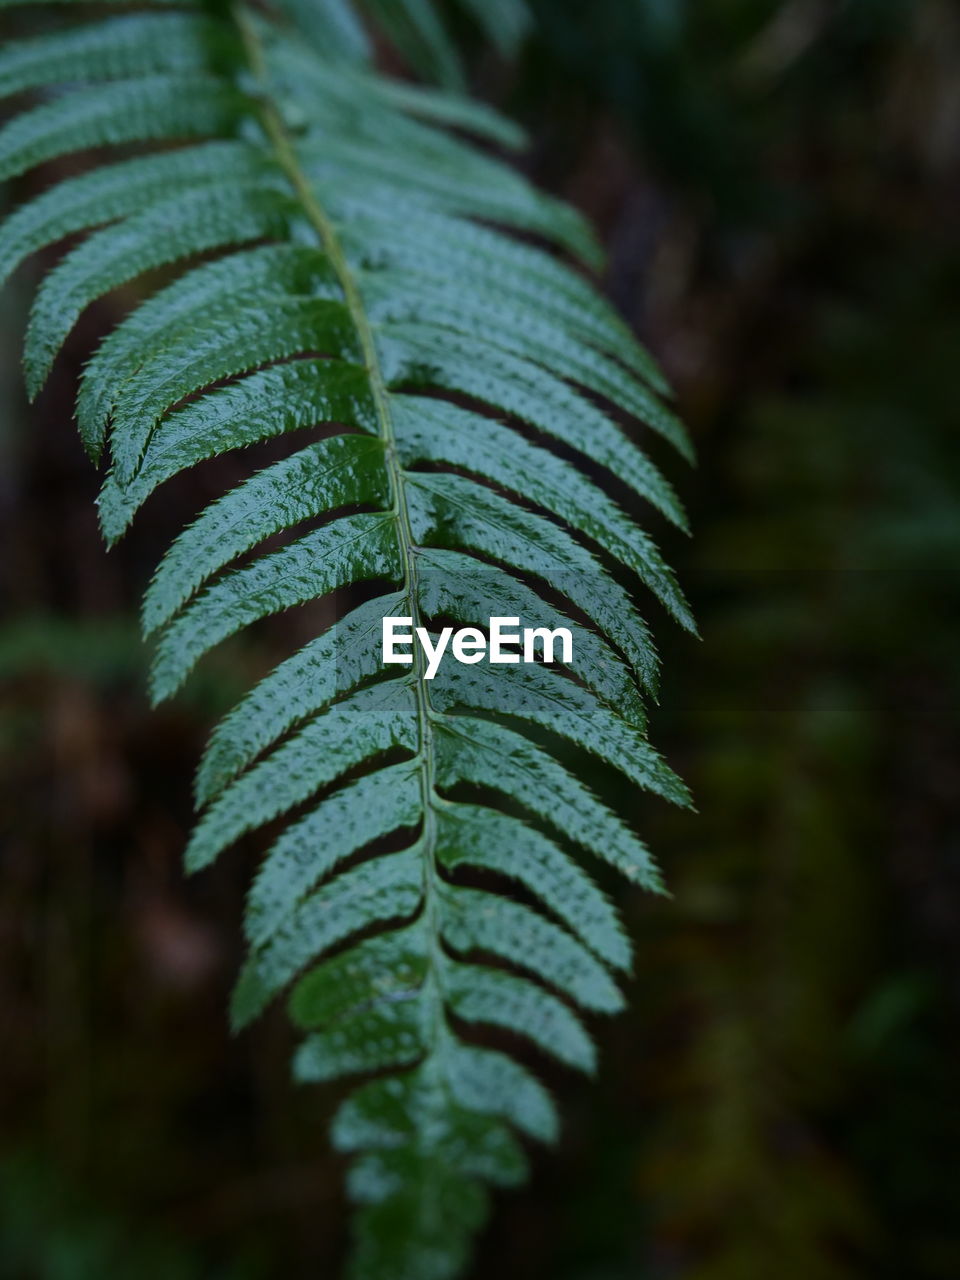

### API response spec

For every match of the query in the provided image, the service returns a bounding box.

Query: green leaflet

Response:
[234,843,424,1027]
[405,471,663,689]
[415,548,648,727]
[422,1042,558,1143]
[430,660,689,806]
[0,143,270,292]
[99,359,375,539]
[143,434,388,632]
[185,679,418,871]
[302,142,602,267]
[335,1069,528,1186]
[272,40,523,156]
[0,13,241,98]
[436,717,665,891]
[79,243,343,461]
[445,964,595,1072]
[380,325,695,505]
[0,74,250,184]
[435,804,632,971]
[338,68,526,149]
[244,764,422,947]
[294,1000,426,1083]
[194,591,403,805]
[373,284,690,493]
[394,392,687,546]
[439,883,624,1014]
[0,4,695,1276]
[109,297,358,481]
[26,184,298,398]
[338,202,670,395]
[290,928,430,1032]
[150,512,401,701]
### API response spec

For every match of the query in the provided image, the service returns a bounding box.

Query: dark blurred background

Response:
[1,1,959,1276]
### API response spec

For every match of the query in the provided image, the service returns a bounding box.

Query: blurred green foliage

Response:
[0,1154,260,1280]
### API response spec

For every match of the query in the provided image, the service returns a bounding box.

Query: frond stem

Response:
[234,4,447,1044]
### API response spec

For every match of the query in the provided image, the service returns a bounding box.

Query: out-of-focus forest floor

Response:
[1,2,958,1277]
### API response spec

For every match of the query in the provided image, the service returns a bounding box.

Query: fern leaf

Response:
[435,718,664,888]
[150,514,401,700]
[0,13,239,96]
[435,806,632,971]
[290,929,428,1031]
[98,358,373,536]
[143,435,388,632]
[416,549,649,726]
[380,326,692,486]
[0,4,695,1275]
[372,281,686,466]
[446,964,596,1072]
[244,765,422,948]
[185,679,417,872]
[344,68,526,149]
[25,185,298,396]
[0,74,248,183]
[235,843,425,1027]
[405,472,663,685]
[358,0,464,90]
[338,203,673,395]
[295,998,427,1083]
[105,295,357,480]
[0,143,265,292]
[430,661,687,802]
[194,592,401,805]
[309,138,603,265]
[440,885,624,1013]
[80,246,345,463]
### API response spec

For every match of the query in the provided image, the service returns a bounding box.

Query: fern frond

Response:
[355,0,532,88]
[0,3,693,1275]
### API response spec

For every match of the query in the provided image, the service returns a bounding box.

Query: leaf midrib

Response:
[233,4,448,1054]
